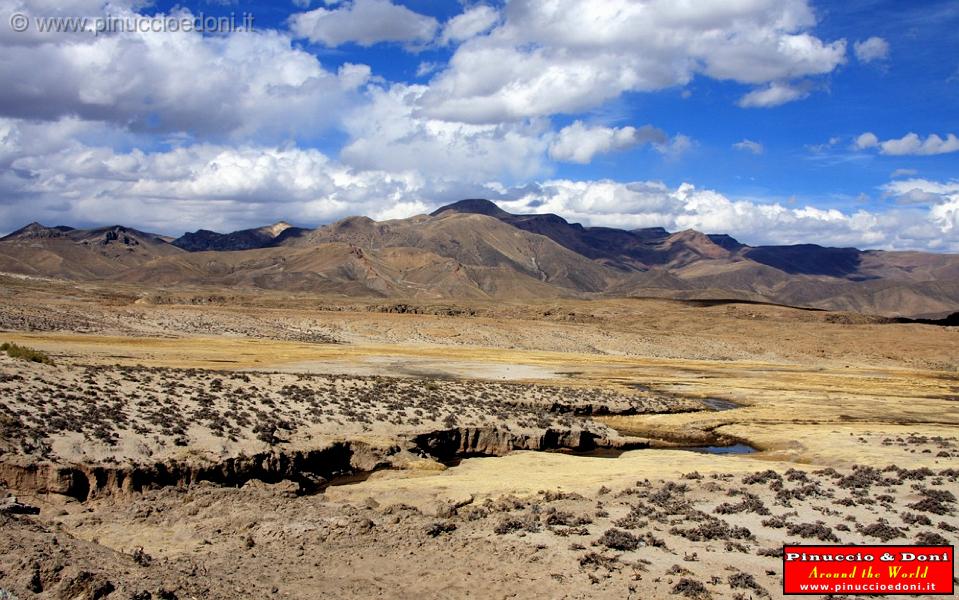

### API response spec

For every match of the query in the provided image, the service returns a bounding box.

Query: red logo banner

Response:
[783,545,954,595]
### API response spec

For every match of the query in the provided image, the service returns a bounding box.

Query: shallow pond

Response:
[699,398,741,411]
[679,443,757,455]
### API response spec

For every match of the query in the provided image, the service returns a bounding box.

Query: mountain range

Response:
[2,199,957,319]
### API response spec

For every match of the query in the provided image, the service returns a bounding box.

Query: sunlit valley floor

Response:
[1,276,957,599]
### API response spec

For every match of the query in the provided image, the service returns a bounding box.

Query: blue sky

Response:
[0,0,957,250]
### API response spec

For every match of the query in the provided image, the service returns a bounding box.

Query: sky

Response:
[0,0,957,251]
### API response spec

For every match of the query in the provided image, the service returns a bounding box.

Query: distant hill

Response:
[1,201,957,318]
[0,223,182,279]
[172,222,309,251]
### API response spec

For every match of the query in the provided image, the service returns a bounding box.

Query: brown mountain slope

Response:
[430,200,959,317]
[296,211,618,293]
[119,242,584,300]
[1,202,957,317]
[0,223,183,279]
[172,221,309,251]
[432,199,707,271]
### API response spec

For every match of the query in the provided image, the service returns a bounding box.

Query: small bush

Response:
[728,571,764,594]
[915,531,949,545]
[787,522,839,542]
[494,517,525,535]
[0,342,54,365]
[671,577,710,598]
[858,520,903,542]
[426,521,457,537]
[597,528,642,551]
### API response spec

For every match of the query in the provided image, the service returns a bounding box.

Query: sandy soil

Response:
[0,280,957,599]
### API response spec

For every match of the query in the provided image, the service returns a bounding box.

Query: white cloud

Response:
[891,168,918,179]
[548,121,666,163]
[419,0,846,122]
[338,84,551,182]
[0,5,369,140]
[737,81,810,108]
[732,139,764,155]
[878,133,959,156]
[882,178,959,197]
[882,178,959,206]
[289,0,438,47]
[854,37,890,63]
[930,197,959,233]
[855,132,959,155]
[500,179,959,251]
[854,132,879,150]
[415,61,440,77]
[0,2,945,253]
[881,179,959,233]
[2,120,957,252]
[654,134,694,159]
[0,118,435,233]
[806,136,841,154]
[441,5,498,45]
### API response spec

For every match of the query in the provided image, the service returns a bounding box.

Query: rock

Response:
[55,570,114,600]
[0,496,40,515]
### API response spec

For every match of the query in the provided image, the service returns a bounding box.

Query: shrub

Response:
[728,572,761,591]
[597,528,641,551]
[425,521,457,537]
[786,522,839,542]
[671,578,710,598]
[858,520,904,542]
[0,342,54,365]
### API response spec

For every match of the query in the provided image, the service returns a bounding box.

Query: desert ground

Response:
[0,274,957,599]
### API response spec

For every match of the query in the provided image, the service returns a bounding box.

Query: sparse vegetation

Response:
[0,287,957,599]
[0,342,54,365]
[597,528,641,551]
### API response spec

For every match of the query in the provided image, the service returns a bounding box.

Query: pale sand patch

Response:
[325,449,801,508]
[269,356,560,380]
[718,422,959,468]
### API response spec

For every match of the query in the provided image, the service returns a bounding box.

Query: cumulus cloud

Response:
[882,178,959,198]
[499,179,959,251]
[881,133,959,156]
[654,134,694,159]
[0,4,369,141]
[881,179,959,234]
[738,81,811,108]
[882,178,956,206]
[854,37,890,63]
[854,132,880,150]
[289,0,438,47]
[4,118,956,253]
[732,139,764,155]
[419,0,846,122]
[441,5,498,45]
[0,118,435,234]
[548,121,666,163]
[0,1,945,254]
[930,197,959,234]
[856,132,959,155]
[415,61,441,77]
[338,84,551,182]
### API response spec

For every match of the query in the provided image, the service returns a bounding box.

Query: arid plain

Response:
[1,274,957,599]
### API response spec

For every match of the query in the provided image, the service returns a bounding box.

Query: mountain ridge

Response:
[172,221,309,251]
[1,200,957,318]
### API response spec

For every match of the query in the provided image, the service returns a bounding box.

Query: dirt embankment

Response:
[2,423,649,502]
